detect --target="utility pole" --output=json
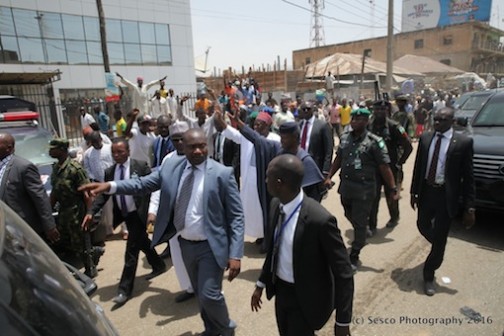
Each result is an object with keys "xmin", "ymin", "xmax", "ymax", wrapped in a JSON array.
[
  {"xmin": 386, "ymin": 0, "xmax": 393, "ymax": 92},
  {"xmin": 96, "ymin": 0, "xmax": 110, "ymax": 73}
]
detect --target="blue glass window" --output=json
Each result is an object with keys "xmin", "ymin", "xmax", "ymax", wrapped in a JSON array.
[
  {"xmin": 62, "ymin": 14, "xmax": 85, "ymax": 40},
  {"xmin": 13, "ymin": 9, "xmax": 39, "ymax": 38},
  {"xmin": 122, "ymin": 20, "xmax": 139, "ymax": 43}
]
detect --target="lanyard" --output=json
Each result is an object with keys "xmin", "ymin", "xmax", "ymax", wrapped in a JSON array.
[{"xmin": 274, "ymin": 201, "xmax": 303, "ymax": 245}]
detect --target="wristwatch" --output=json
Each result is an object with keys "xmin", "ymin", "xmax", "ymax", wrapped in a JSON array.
[
  {"xmin": 466, "ymin": 208, "xmax": 476, "ymax": 214},
  {"xmin": 390, "ymin": 186, "xmax": 398, "ymax": 193}
]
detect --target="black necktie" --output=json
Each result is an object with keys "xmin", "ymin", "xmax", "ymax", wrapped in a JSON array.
[
  {"xmin": 160, "ymin": 138, "xmax": 168, "ymax": 159},
  {"xmin": 271, "ymin": 207, "xmax": 285, "ymax": 285},
  {"xmin": 427, "ymin": 134, "xmax": 443, "ymax": 184},
  {"xmin": 119, "ymin": 164, "xmax": 128, "ymax": 217}
]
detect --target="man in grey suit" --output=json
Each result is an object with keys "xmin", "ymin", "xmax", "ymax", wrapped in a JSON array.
[
  {"xmin": 80, "ymin": 128, "xmax": 244, "ymax": 336},
  {"xmin": 0, "ymin": 132, "xmax": 59, "ymax": 243}
]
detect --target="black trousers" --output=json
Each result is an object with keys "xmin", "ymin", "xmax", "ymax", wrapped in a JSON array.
[
  {"xmin": 416, "ymin": 183, "xmax": 451, "ymax": 282},
  {"xmin": 275, "ymin": 279, "xmax": 314, "ymax": 336},
  {"xmin": 118, "ymin": 211, "xmax": 165, "ymax": 296}
]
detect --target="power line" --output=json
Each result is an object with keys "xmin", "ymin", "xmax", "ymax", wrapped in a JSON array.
[{"xmin": 281, "ymin": 0, "xmax": 387, "ymax": 29}]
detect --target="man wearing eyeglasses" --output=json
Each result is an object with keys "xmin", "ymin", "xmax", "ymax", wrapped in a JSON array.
[{"xmin": 410, "ymin": 107, "xmax": 475, "ymax": 296}]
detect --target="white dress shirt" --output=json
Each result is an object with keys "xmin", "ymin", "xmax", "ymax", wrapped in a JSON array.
[
  {"xmin": 113, "ymin": 158, "xmax": 137, "ymax": 213},
  {"xmin": 177, "ymin": 161, "xmax": 207, "ymax": 241},
  {"xmin": 426, "ymin": 128, "xmax": 453, "ymax": 184},
  {"xmin": 276, "ymin": 191, "xmax": 304, "ymax": 284}
]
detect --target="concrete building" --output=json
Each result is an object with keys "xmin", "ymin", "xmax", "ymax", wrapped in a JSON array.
[
  {"xmin": 293, "ymin": 21, "xmax": 504, "ymax": 76},
  {"xmin": 0, "ymin": 0, "xmax": 195, "ymax": 139}
]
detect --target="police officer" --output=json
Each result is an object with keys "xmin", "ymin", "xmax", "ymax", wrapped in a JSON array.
[
  {"xmin": 368, "ymin": 100, "xmax": 413, "ymax": 236},
  {"xmin": 49, "ymin": 138, "xmax": 102, "ymax": 276},
  {"xmin": 324, "ymin": 108, "xmax": 398, "ymax": 271}
]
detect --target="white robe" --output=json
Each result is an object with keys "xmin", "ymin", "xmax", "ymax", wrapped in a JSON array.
[{"xmin": 222, "ymin": 126, "xmax": 280, "ymax": 238}]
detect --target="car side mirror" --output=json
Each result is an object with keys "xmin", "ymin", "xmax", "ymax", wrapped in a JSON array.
[{"xmin": 456, "ymin": 116, "xmax": 468, "ymax": 127}]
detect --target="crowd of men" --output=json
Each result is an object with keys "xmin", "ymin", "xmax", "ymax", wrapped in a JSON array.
[{"xmin": 0, "ymin": 73, "xmax": 476, "ymax": 336}]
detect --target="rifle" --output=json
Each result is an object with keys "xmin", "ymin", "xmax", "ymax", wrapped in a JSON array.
[{"xmin": 83, "ymin": 230, "xmax": 97, "ymax": 278}]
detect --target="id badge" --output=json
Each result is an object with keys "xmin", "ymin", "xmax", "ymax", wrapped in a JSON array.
[{"xmin": 354, "ymin": 157, "xmax": 362, "ymax": 170}]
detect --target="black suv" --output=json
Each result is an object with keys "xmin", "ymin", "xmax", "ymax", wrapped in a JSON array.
[{"xmin": 458, "ymin": 91, "xmax": 504, "ymax": 212}]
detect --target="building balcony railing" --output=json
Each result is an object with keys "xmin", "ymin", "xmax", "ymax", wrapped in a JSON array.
[{"xmin": 472, "ymin": 40, "xmax": 504, "ymax": 55}]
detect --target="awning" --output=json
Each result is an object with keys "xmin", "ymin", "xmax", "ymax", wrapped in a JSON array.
[{"xmin": 0, "ymin": 71, "xmax": 62, "ymax": 85}]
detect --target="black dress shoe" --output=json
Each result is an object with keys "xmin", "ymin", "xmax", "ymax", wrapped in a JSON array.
[
  {"xmin": 386, "ymin": 219, "xmax": 398, "ymax": 228},
  {"xmin": 112, "ymin": 293, "xmax": 129, "ymax": 305},
  {"xmin": 145, "ymin": 265, "xmax": 167, "ymax": 280},
  {"xmin": 159, "ymin": 247, "xmax": 171, "ymax": 259},
  {"xmin": 424, "ymin": 281, "xmax": 436, "ymax": 296},
  {"xmin": 175, "ymin": 291, "xmax": 195, "ymax": 303}
]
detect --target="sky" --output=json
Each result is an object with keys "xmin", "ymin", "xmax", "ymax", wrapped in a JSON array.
[{"xmin": 190, "ymin": 0, "xmax": 503, "ymax": 75}]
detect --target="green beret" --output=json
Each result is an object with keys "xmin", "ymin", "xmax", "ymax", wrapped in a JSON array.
[
  {"xmin": 49, "ymin": 138, "xmax": 69, "ymax": 150},
  {"xmin": 350, "ymin": 108, "xmax": 371, "ymax": 117}
]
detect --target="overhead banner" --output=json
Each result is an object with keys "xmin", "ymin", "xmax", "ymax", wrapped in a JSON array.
[{"xmin": 402, "ymin": 0, "xmax": 492, "ymax": 32}]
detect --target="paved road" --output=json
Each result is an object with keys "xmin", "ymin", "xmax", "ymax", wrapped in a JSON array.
[{"xmin": 91, "ymin": 143, "xmax": 504, "ymax": 336}]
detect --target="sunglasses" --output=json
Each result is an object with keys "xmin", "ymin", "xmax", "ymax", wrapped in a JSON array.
[{"xmin": 433, "ymin": 117, "xmax": 451, "ymax": 122}]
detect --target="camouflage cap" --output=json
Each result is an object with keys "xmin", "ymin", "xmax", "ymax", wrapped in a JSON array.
[
  {"xmin": 350, "ymin": 108, "xmax": 371, "ymax": 117},
  {"xmin": 395, "ymin": 95, "xmax": 409, "ymax": 101},
  {"xmin": 49, "ymin": 138, "xmax": 69, "ymax": 150}
]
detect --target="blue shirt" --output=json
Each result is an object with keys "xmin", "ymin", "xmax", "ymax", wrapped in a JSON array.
[{"xmin": 97, "ymin": 111, "xmax": 109, "ymax": 133}]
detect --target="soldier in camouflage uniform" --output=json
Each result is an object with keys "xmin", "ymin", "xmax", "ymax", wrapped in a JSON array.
[
  {"xmin": 392, "ymin": 95, "xmax": 416, "ymax": 139},
  {"xmin": 324, "ymin": 108, "xmax": 399, "ymax": 271},
  {"xmin": 48, "ymin": 138, "xmax": 96, "ymax": 275},
  {"xmin": 368, "ymin": 100, "xmax": 413, "ymax": 235}
]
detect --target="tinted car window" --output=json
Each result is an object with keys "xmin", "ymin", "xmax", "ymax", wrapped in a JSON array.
[
  {"xmin": 0, "ymin": 202, "xmax": 118, "ymax": 335},
  {"xmin": 10, "ymin": 126, "xmax": 55, "ymax": 167},
  {"xmin": 461, "ymin": 94, "xmax": 490, "ymax": 111},
  {"xmin": 472, "ymin": 95, "xmax": 504, "ymax": 126}
]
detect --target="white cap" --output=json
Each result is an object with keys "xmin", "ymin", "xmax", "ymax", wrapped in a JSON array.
[{"xmin": 169, "ymin": 120, "xmax": 189, "ymax": 135}]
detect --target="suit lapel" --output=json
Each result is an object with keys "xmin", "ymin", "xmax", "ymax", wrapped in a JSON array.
[
  {"xmin": 0, "ymin": 157, "xmax": 14, "ymax": 200},
  {"xmin": 444, "ymin": 131, "xmax": 459, "ymax": 173},
  {"xmin": 292, "ymin": 202, "xmax": 307, "ymax": 274},
  {"xmin": 203, "ymin": 159, "xmax": 215, "ymax": 211}
]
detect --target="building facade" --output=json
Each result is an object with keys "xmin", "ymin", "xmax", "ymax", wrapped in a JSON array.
[
  {"xmin": 293, "ymin": 22, "xmax": 504, "ymax": 76},
  {"xmin": 0, "ymin": 0, "xmax": 196, "ymax": 139}
]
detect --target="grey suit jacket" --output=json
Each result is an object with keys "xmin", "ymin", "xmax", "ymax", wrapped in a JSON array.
[
  {"xmin": 114, "ymin": 155, "xmax": 245, "ymax": 269},
  {"xmin": 0, "ymin": 155, "xmax": 55, "ymax": 235}
]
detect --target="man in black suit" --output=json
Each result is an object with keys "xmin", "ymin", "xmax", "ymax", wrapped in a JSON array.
[
  {"xmin": 82, "ymin": 137, "xmax": 165, "ymax": 306},
  {"xmin": 411, "ymin": 107, "xmax": 475, "ymax": 296},
  {"xmin": 0, "ymin": 132, "xmax": 59, "ymax": 243},
  {"xmin": 213, "ymin": 116, "xmax": 240, "ymax": 185},
  {"xmin": 251, "ymin": 154, "xmax": 354, "ymax": 336},
  {"xmin": 298, "ymin": 101, "xmax": 334, "ymax": 176}
]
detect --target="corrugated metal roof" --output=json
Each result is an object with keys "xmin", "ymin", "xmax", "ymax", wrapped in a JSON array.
[
  {"xmin": 394, "ymin": 54, "xmax": 465, "ymax": 75},
  {"xmin": 305, "ymin": 53, "xmax": 424, "ymax": 77}
]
